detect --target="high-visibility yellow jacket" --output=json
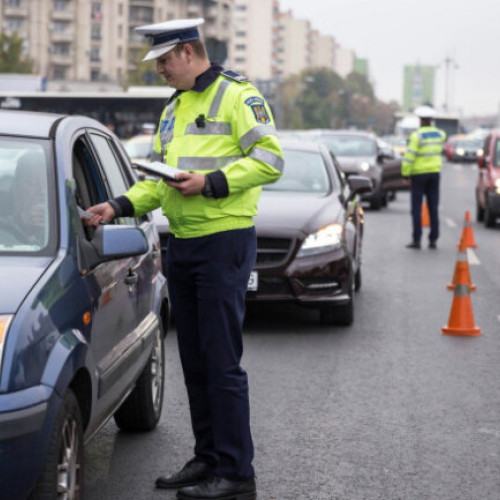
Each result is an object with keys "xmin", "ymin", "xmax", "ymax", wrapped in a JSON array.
[
  {"xmin": 402, "ymin": 126, "xmax": 446, "ymax": 177},
  {"xmin": 124, "ymin": 70, "xmax": 283, "ymax": 238}
]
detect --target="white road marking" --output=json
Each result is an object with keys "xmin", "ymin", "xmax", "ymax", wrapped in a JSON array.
[
  {"xmin": 444, "ymin": 216, "xmax": 457, "ymax": 228},
  {"xmin": 467, "ymin": 248, "xmax": 480, "ymax": 265}
]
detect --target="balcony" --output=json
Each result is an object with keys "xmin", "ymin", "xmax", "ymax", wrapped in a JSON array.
[
  {"xmin": 50, "ymin": 31, "xmax": 74, "ymax": 43},
  {"xmin": 49, "ymin": 53, "xmax": 72, "ymax": 66},
  {"xmin": 51, "ymin": 9, "xmax": 74, "ymax": 21},
  {"xmin": 4, "ymin": 6, "xmax": 28, "ymax": 17}
]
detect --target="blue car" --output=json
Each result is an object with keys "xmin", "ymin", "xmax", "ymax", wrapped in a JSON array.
[{"xmin": 0, "ymin": 110, "xmax": 169, "ymax": 499}]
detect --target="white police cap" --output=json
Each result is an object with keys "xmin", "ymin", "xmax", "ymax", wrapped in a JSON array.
[
  {"xmin": 136, "ymin": 18, "xmax": 205, "ymax": 62},
  {"xmin": 414, "ymin": 105, "xmax": 436, "ymax": 119}
]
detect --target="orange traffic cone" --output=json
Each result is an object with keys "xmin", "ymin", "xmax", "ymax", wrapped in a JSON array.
[
  {"xmin": 447, "ymin": 238, "xmax": 476, "ymax": 292},
  {"xmin": 442, "ymin": 257, "xmax": 481, "ymax": 336},
  {"xmin": 458, "ymin": 211, "xmax": 477, "ymax": 248},
  {"xmin": 421, "ymin": 201, "xmax": 430, "ymax": 227}
]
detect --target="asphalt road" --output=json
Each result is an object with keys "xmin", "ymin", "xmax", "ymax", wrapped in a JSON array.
[{"xmin": 83, "ymin": 160, "xmax": 500, "ymax": 500}]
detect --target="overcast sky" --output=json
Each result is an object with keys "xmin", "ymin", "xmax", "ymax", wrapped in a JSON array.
[{"xmin": 278, "ymin": 0, "xmax": 500, "ymax": 117}]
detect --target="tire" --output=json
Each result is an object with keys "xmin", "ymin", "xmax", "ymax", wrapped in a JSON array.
[
  {"xmin": 354, "ymin": 266, "xmax": 362, "ymax": 292},
  {"xmin": 319, "ymin": 272, "xmax": 354, "ymax": 326},
  {"xmin": 476, "ymin": 197, "xmax": 485, "ymax": 222},
  {"xmin": 484, "ymin": 198, "xmax": 496, "ymax": 228},
  {"xmin": 29, "ymin": 389, "xmax": 84, "ymax": 500},
  {"xmin": 114, "ymin": 326, "xmax": 165, "ymax": 431}
]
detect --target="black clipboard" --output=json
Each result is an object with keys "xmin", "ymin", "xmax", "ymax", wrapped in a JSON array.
[{"xmin": 133, "ymin": 161, "xmax": 184, "ymax": 182}]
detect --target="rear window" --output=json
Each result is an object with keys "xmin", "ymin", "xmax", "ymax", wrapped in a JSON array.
[{"xmin": 0, "ymin": 138, "xmax": 56, "ymax": 254}]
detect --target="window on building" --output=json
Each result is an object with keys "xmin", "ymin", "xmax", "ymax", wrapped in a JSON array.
[
  {"xmin": 52, "ymin": 21, "xmax": 67, "ymax": 32},
  {"xmin": 91, "ymin": 69, "xmax": 101, "ymax": 81},
  {"xmin": 52, "ymin": 43, "xmax": 70, "ymax": 55},
  {"xmin": 7, "ymin": 0, "xmax": 22, "ymax": 7},
  {"xmin": 130, "ymin": 6, "xmax": 153, "ymax": 23},
  {"xmin": 90, "ymin": 47, "xmax": 100, "ymax": 62},
  {"xmin": 7, "ymin": 18, "xmax": 23, "ymax": 31},
  {"xmin": 54, "ymin": 0, "xmax": 68, "ymax": 11},
  {"xmin": 53, "ymin": 66, "xmax": 66, "ymax": 80},
  {"xmin": 235, "ymin": 44, "xmax": 246, "ymax": 51},
  {"xmin": 117, "ymin": 46, "xmax": 123, "ymax": 59},
  {"xmin": 91, "ymin": 3, "xmax": 102, "ymax": 21},
  {"xmin": 235, "ymin": 57, "xmax": 246, "ymax": 64},
  {"xmin": 91, "ymin": 24, "xmax": 101, "ymax": 40},
  {"xmin": 118, "ymin": 3, "xmax": 123, "ymax": 16},
  {"xmin": 235, "ymin": 31, "xmax": 246, "ymax": 37},
  {"xmin": 118, "ymin": 24, "xmax": 123, "ymax": 37},
  {"xmin": 235, "ymin": 5, "xmax": 247, "ymax": 11}
]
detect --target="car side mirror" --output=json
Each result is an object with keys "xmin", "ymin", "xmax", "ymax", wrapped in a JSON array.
[
  {"xmin": 377, "ymin": 152, "xmax": 393, "ymax": 163},
  {"xmin": 85, "ymin": 225, "xmax": 148, "ymax": 270},
  {"xmin": 347, "ymin": 174, "xmax": 373, "ymax": 201}
]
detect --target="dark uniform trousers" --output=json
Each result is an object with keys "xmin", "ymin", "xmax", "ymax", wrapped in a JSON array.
[
  {"xmin": 166, "ymin": 227, "xmax": 256, "ymax": 481},
  {"xmin": 410, "ymin": 172, "xmax": 440, "ymax": 244}
]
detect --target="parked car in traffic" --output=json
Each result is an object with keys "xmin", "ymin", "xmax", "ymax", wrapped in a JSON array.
[
  {"xmin": 476, "ymin": 129, "xmax": 500, "ymax": 227},
  {"xmin": 298, "ymin": 129, "xmax": 404, "ymax": 209},
  {"xmin": 247, "ymin": 139, "xmax": 372, "ymax": 325},
  {"xmin": 446, "ymin": 136, "xmax": 483, "ymax": 162},
  {"xmin": 0, "ymin": 110, "xmax": 169, "ymax": 500},
  {"xmin": 123, "ymin": 133, "xmax": 155, "ymax": 163}
]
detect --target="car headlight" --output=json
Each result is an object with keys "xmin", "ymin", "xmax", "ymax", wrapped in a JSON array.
[
  {"xmin": 0, "ymin": 315, "xmax": 13, "ymax": 370},
  {"xmin": 494, "ymin": 179, "xmax": 500, "ymax": 193},
  {"xmin": 477, "ymin": 149, "xmax": 483, "ymax": 157},
  {"xmin": 297, "ymin": 224, "xmax": 343, "ymax": 257},
  {"xmin": 456, "ymin": 148, "xmax": 465, "ymax": 156},
  {"xmin": 360, "ymin": 161, "xmax": 371, "ymax": 172}
]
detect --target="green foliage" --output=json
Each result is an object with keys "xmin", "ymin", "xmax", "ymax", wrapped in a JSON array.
[
  {"xmin": 127, "ymin": 46, "xmax": 164, "ymax": 87},
  {"xmin": 0, "ymin": 31, "xmax": 33, "ymax": 73},
  {"xmin": 280, "ymin": 67, "xmax": 399, "ymax": 135}
]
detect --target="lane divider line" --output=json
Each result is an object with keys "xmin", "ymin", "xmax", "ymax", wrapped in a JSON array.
[
  {"xmin": 444, "ymin": 216, "xmax": 457, "ymax": 228},
  {"xmin": 467, "ymin": 248, "xmax": 480, "ymax": 266}
]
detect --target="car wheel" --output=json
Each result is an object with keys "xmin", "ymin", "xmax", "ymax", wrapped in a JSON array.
[
  {"xmin": 114, "ymin": 325, "xmax": 165, "ymax": 431},
  {"xmin": 29, "ymin": 389, "xmax": 84, "ymax": 500},
  {"xmin": 484, "ymin": 199, "xmax": 496, "ymax": 228},
  {"xmin": 476, "ymin": 197, "xmax": 485, "ymax": 222},
  {"xmin": 319, "ymin": 273, "xmax": 354, "ymax": 326},
  {"xmin": 354, "ymin": 266, "xmax": 362, "ymax": 292},
  {"xmin": 370, "ymin": 184, "xmax": 384, "ymax": 210}
]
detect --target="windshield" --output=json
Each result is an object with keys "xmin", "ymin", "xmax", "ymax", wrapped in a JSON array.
[
  {"xmin": 0, "ymin": 138, "xmax": 54, "ymax": 254},
  {"xmin": 315, "ymin": 134, "xmax": 377, "ymax": 157},
  {"xmin": 263, "ymin": 148, "xmax": 331, "ymax": 194}
]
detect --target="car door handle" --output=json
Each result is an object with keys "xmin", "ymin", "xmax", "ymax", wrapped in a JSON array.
[{"xmin": 124, "ymin": 272, "xmax": 138, "ymax": 286}]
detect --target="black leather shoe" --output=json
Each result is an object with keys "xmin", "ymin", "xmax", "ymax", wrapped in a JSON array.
[
  {"xmin": 405, "ymin": 242, "xmax": 421, "ymax": 249},
  {"xmin": 155, "ymin": 458, "xmax": 214, "ymax": 489},
  {"xmin": 176, "ymin": 475, "xmax": 257, "ymax": 499},
  {"xmin": 429, "ymin": 241, "xmax": 437, "ymax": 249}
]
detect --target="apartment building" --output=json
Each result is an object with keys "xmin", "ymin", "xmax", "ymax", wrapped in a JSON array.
[
  {"xmin": 334, "ymin": 45, "xmax": 355, "ymax": 78},
  {"xmin": 0, "ymin": 0, "xmax": 232, "ymax": 88},
  {"xmin": 309, "ymin": 29, "xmax": 335, "ymax": 72},
  {"xmin": 277, "ymin": 10, "xmax": 310, "ymax": 79}
]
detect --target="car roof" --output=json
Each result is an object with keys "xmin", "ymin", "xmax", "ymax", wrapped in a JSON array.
[
  {"xmin": 0, "ymin": 110, "xmax": 66, "ymax": 138},
  {"xmin": 307, "ymin": 128, "xmax": 376, "ymax": 139},
  {"xmin": 279, "ymin": 138, "xmax": 327, "ymax": 153}
]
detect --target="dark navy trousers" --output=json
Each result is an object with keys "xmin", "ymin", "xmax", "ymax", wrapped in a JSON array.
[
  {"xmin": 165, "ymin": 227, "xmax": 256, "ymax": 481},
  {"xmin": 410, "ymin": 172, "xmax": 440, "ymax": 244}
]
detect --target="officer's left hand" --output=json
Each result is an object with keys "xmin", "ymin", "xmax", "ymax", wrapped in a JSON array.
[{"xmin": 164, "ymin": 172, "xmax": 206, "ymax": 196}]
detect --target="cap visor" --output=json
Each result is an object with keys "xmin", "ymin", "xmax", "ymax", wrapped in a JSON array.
[{"xmin": 142, "ymin": 44, "xmax": 176, "ymax": 62}]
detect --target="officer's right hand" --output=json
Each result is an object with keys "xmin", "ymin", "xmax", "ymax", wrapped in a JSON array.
[{"xmin": 82, "ymin": 202, "xmax": 115, "ymax": 226}]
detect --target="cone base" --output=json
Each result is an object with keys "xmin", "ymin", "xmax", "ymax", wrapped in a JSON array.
[
  {"xmin": 441, "ymin": 325, "xmax": 482, "ymax": 336},
  {"xmin": 446, "ymin": 283, "xmax": 476, "ymax": 292}
]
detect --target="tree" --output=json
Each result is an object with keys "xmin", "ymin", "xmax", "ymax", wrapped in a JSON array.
[
  {"xmin": 0, "ymin": 31, "xmax": 33, "ymax": 73},
  {"xmin": 127, "ymin": 46, "xmax": 164, "ymax": 87}
]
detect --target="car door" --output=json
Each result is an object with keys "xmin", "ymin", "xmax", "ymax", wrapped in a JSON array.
[
  {"xmin": 377, "ymin": 142, "xmax": 404, "ymax": 191},
  {"xmin": 72, "ymin": 132, "xmax": 141, "ymax": 411},
  {"xmin": 87, "ymin": 132, "xmax": 160, "ymax": 329},
  {"xmin": 477, "ymin": 135, "xmax": 491, "ymax": 207}
]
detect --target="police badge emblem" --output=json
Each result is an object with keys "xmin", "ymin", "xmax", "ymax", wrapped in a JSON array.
[{"xmin": 245, "ymin": 96, "xmax": 270, "ymax": 124}]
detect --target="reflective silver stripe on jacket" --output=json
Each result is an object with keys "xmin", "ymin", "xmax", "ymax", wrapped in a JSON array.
[
  {"xmin": 177, "ymin": 155, "xmax": 244, "ymax": 170},
  {"xmin": 415, "ymin": 151, "xmax": 442, "ymax": 157},
  {"xmin": 208, "ymin": 79, "xmax": 231, "ymax": 118},
  {"xmin": 185, "ymin": 122, "xmax": 232, "ymax": 135},
  {"xmin": 239, "ymin": 125, "xmax": 277, "ymax": 151},
  {"xmin": 160, "ymin": 101, "xmax": 176, "ymax": 152},
  {"xmin": 249, "ymin": 147, "xmax": 284, "ymax": 172}
]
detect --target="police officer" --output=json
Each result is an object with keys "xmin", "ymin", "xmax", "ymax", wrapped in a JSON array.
[
  {"xmin": 86, "ymin": 18, "xmax": 282, "ymax": 500},
  {"xmin": 402, "ymin": 105, "xmax": 446, "ymax": 249}
]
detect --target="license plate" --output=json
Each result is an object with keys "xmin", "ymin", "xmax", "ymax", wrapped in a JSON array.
[{"xmin": 247, "ymin": 271, "xmax": 258, "ymax": 291}]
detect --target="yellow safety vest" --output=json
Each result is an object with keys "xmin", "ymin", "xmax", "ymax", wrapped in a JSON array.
[
  {"xmin": 402, "ymin": 126, "xmax": 446, "ymax": 177},
  {"xmin": 125, "ymin": 73, "xmax": 283, "ymax": 238}
]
